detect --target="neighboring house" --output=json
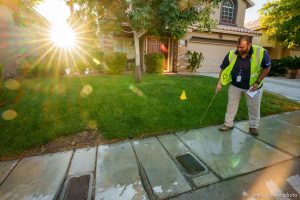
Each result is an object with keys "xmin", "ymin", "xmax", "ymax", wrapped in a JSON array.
[
  {"xmin": 245, "ymin": 19, "xmax": 300, "ymax": 60},
  {"xmin": 100, "ymin": 0, "xmax": 259, "ymax": 73},
  {"xmin": 0, "ymin": 1, "xmax": 50, "ymax": 78}
]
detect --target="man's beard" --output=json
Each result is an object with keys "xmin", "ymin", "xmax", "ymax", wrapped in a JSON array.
[{"xmin": 238, "ymin": 49, "xmax": 248, "ymax": 56}]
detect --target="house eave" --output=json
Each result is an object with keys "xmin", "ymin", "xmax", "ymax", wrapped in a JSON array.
[
  {"xmin": 189, "ymin": 25, "xmax": 261, "ymax": 37},
  {"xmin": 245, "ymin": 0, "xmax": 255, "ymax": 9}
]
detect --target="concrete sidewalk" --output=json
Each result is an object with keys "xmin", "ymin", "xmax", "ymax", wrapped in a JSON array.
[
  {"xmin": 0, "ymin": 110, "xmax": 299, "ymax": 200},
  {"xmin": 199, "ymin": 72, "xmax": 300, "ymax": 102}
]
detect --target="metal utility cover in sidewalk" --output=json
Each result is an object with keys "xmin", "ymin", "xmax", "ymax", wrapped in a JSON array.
[
  {"xmin": 63, "ymin": 175, "xmax": 91, "ymax": 200},
  {"xmin": 158, "ymin": 134, "xmax": 219, "ymax": 187},
  {"xmin": 176, "ymin": 153, "xmax": 205, "ymax": 175}
]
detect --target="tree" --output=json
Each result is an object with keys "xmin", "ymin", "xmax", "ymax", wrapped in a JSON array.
[
  {"xmin": 260, "ymin": 0, "xmax": 300, "ymax": 48},
  {"xmin": 74, "ymin": 0, "xmax": 221, "ymax": 82},
  {"xmin": 2, "ymin": 0, "xmax": 221, "ymax": 82}
]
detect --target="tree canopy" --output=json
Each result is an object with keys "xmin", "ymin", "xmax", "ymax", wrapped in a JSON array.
[
  {"xmin": 260, "ymin": 0, "xmax": 300, "ymax": 48},
  {"xmin": 73, "ymin": 0, "xmax": 221, "ymax": 39},
  {"xmin": 2, "ymin": 0, "xmax": 221, "ymax": 82}
]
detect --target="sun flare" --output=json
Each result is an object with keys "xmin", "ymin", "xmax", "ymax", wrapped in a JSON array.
[{"xmin": 51, "ymin": 24, "xmax": 76, "ymax": 48}]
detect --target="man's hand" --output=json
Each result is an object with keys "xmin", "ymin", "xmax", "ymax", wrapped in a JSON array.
[
  {"xmin": 216, "ymin": 82, "xmax": 222, "ymax": 93},
  {"xmin": 250, "ymin": 83, "xmax": 259, "ymax": 91}
]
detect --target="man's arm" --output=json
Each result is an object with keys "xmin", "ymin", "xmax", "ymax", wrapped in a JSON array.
[
  {"xmin": 216, "ymin": 69, "xmax": 223, "ymax": 93},
  {"xmin": 250, "ymin": 50, "xmax": 271, "ymax": 91},
  {"xmin": 256, "ymin": 67, "xmax": 270, "ymax": 83},
  {"xmin": 216, "ymin": 53, "xmax": 229, "ymax": 93}
]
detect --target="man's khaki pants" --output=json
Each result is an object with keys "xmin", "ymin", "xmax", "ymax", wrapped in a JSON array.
[{"xmin": 224, "ymin": 84, "xmax": 263, "ymax": 128}]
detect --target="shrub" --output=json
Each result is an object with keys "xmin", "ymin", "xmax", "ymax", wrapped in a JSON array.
[
  {"xmin": 16, "ymin": 58, "xmax": 32, "ymax": 77},
  {"xmin": 144, "ymin": 53, "xmax": 164, "ymax": 74},
  {"xmin": 128, "ymin": 62, "xmax": 136, "ymax": 72},
  {"xmin": 15, "ymin": 56, "xmax": 54, "ymax": 77},
  {"xmin": 75, "ymin": 60, "xmax": 88, "ymax": 74},
  {"xmin": 104, "ymin": 52, "xmax": 127, "ymax": 74},
  {"xmin": 185, "ymin": 50, "xmax": 204, "ymax": 72},
  {"xmin": 268, "ymin": 59, "xmax": 287, "ymax": 76},
  {"xmin": 282, "ymin": 56, "xmax": 300, "ymax": 70},
  {"xmin": 90, "ymin": 51, "xmax": 105, "ymax": 72}
]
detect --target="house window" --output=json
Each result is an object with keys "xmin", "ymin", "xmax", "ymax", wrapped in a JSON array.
[
  {"xmin": 220, "ymin": 0, "xmax": 235, "ymax": 24},
  {"xmin": 113, "ymin": 37, "xmax": 135, "ymax": 59}
]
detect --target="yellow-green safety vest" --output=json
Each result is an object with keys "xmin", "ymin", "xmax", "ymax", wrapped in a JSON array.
[{"xmin": 221, "ymin": 45, "xmax": 265, "ymax": 87}]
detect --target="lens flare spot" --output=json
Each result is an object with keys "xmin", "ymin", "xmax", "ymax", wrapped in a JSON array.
[
  {"xmin": 93, "ymin": 58, "xmax": 100, "ymax": 65},
  {"xmin": 129, "ymin": 85, "xmax": 144, "ymax": 96},
  {"xmin": 80, "ymin": 85, "xmax": 93, "ymax": 97},
  {"xmin": 87, "ymin": 120, "xmax": 97, "ymax": 129},
  {"xmin": 129, "ymin": 85, "xmax": 134, "ymax": 90},
  {"xmin": 4, "ymin": 79, "xmax": 20, "ymax": 90},
  {"xmin": 137, "ymin": 90, "xmax": 144, "ymax": 96},
  {"xmin": 2, "ymin": 110, "xmax": 17, "ymax": 120}
]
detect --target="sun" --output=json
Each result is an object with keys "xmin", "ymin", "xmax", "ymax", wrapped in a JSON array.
[{"xmin": 51, "ymin": 24, "xmax": 76, "ymax": 48}]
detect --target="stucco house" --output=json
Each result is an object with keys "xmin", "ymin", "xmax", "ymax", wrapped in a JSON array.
[
  {"xmin": 176, "ymin": 0, "xmax": 260, "ymax": 73},
  {"xmin": 0, "ymin": 1, "xmax": 50, "ymax": 78},
  {"xmin": 100, "ymin": 0, "xmax": 260, "ymax": 73},
  {"xmin": 245, "ymin": 19, "xmax": 300, "ymax": 60}
]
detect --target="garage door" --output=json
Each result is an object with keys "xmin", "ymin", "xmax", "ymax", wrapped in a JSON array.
[{"xmin": 188, "ymin": 42, "xmax": 236, "ymax": 73}]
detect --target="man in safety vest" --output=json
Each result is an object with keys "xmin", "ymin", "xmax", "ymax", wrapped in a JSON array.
[{"xmin": 216, "ymin": 35, "xmax": 271, "ymax": 135}]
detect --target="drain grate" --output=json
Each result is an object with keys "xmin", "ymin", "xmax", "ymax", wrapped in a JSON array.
[
  {"xmin": 176, "ymin": 153, "xmax": 205, "ymax": 175},
  {"xmin": 64, "ymin": 174, "xmax": 90, "ymax": 200}
]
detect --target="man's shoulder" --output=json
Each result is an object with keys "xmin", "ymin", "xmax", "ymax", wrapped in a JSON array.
[{"xmin": 252, "ymin": 44, "xmax": 264, "ymax": 49}]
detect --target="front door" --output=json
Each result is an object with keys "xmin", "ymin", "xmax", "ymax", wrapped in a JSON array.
[{"xmin": 146, "ymin": 37, "xmax": 169, "ymax": 70}]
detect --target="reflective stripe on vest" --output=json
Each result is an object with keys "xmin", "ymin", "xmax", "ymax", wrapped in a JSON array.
[{"xmin": 221, "ymin": 45, "xmax": 264, "ymax": 87}]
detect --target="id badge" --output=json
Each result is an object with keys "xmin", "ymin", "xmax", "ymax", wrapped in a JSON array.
[{"xmin": 236, "ymin": 75, "xmax": 242, "ymax": 82}]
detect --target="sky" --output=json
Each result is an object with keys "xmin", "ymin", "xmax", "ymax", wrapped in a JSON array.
[
  {"xmin": 35, "ymin": 0, "xmax": 268, "ymax": 25},
  {"xmin": 245, "ymin": 0, "xmax": 269, "ymax": 23},
  {"xmin": 35, "ymin": 0, "xmax": 70, "ymax": 25}
]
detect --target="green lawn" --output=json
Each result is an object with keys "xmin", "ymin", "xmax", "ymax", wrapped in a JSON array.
[{"xmin": 0, "ymin": 74, "xmax": 299, "ymax": 157}]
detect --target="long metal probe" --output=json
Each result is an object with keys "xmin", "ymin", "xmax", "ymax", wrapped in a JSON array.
[{"xmin": 199, "ymin": 92, "xmax": 218, "ymax": 125}]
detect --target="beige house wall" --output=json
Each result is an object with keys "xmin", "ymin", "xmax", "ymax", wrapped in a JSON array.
[
  {"xmin": 211, "ymin": 0, "xmax": 247, "ymax": 28},
  {"xmin": 253, "ymin": 28, "xmax": 300, "ymax": 60},
  {"xmin": 176, "ymin": 0, "xmax": 252, "ymax": 73},
  {"xmin": 289, "ymin": 49, "xmax": 300, "ymax": 57},
  {"xmin": 178, "ymin": 32, "xmax": 241, "ymax": 73},
  {"xmin": 188, "ymin": 42, "xmax": 235, "ymax": 72},
  {"xmin": 236, "ymin": 0, "xmax": 247, "ymax": 28}
]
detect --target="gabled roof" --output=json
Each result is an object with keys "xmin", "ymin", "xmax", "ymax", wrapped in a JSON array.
[
  {"xmin": 245, "ymin": 0, "xmax": 255, "ymax": 9},
  {"xmin": 216, "ymin": 24, "xmax": 260, "ymax": 35},
  {"xmin": 245, "ymin": 20, "xmax": 260, "ymax": 31},
  {"xmin": 189, "ymin": 24, "xmax": 261, "ymax": 36}
]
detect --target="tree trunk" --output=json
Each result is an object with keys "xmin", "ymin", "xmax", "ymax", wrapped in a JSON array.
[
  {"xmin": 133, "ymin": 32, "xmax": 142, "ymax": 83},
  {"xmin": 172, "ymin": 39, "xmax": 178, "ymax": 73},
  {"xmin": 68, "ymin": 0, "xmax": 74, "ymax": 16}
]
